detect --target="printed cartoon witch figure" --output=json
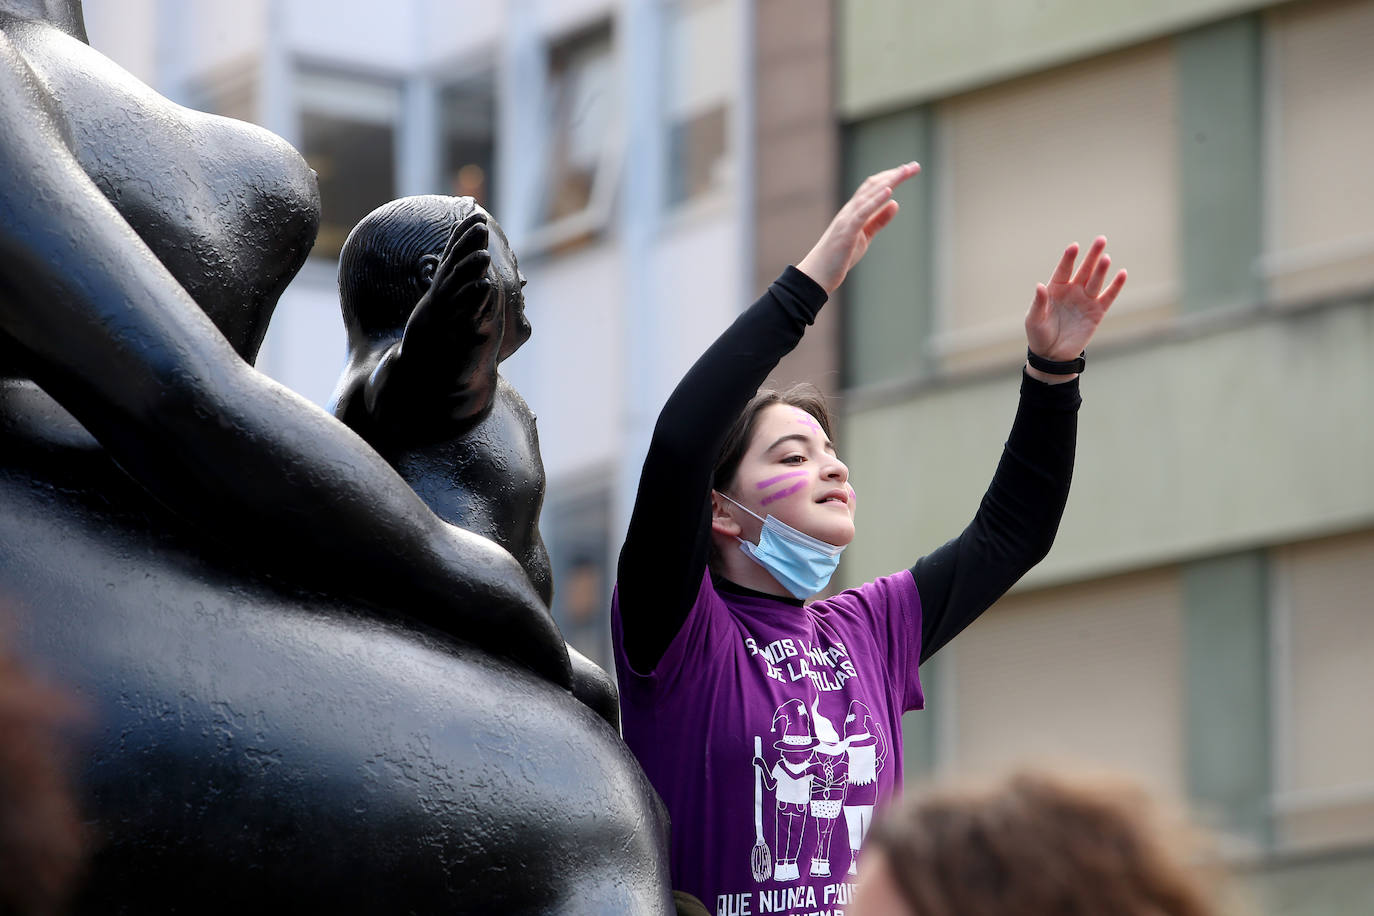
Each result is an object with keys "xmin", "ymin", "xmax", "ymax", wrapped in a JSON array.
[
  {"xmin": 840, "ymin": 700, "xmax": 887, "ymax": 875},
  {"xmin": 802, "ymin": 699, "xmax": 850, "ymax": 878},
  {"xmin": 752, "ymin": 699, "xmax": 818, "ymax": 882}
]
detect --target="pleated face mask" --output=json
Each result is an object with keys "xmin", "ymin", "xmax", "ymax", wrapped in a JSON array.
[{"xmin": 716, "ymin": 492, "xmax": 846, "ymax": 600}]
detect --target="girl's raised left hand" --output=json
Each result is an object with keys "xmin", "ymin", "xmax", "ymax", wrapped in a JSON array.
[{"xmin": 1025, "ymin": 236, "xmax": 1127, "ymax": 364}]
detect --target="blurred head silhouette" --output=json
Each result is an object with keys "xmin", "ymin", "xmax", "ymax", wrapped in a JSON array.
[{"xmin": 850, "ymin": 769, "xmax": 1229, "ymax": 916}]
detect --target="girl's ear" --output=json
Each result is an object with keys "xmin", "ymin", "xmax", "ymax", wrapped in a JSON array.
[{"xmin": 710, "ymin": 491, "xmax": 743, "ymax": 538}]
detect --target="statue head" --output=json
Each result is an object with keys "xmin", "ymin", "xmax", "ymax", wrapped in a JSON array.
[{"xmin": 338, "ymin": 195, "xmax": 530, "ymax": 360}]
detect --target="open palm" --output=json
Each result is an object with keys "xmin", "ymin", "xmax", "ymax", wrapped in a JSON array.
[
  {"xmin": 1025, "ymin": 236, "xmax": 1127, "ymax": 361},
  {"xmin": 797, "ymin": 161, "xmax": 920, "ymax": 294}
]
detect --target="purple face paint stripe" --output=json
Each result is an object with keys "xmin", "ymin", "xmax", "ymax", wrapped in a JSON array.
[
  {"xmin": 760, "ymin": 480, "xmax": 808, "ymax": 506},
  {"xmin": 756, "ymin": 470, "xmax": 808, "ymax": 489}
]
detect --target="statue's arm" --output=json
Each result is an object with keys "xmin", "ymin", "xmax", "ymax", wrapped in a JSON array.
[{"xmin": 0, "ymin": 35, "xmax": 570, "ymax": 688}]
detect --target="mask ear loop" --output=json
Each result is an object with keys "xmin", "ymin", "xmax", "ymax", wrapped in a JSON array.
[
  {"xmin": 714, "ymin": 490, "xmax": 766, "ymax": 525},
  {"xmin": 713, "ymin": 490, "xmax": 767, "ymax": 551}
]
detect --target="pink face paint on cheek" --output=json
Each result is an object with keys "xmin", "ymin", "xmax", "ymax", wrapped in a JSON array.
[
  {"xmin": 756, "ymin": 470, "xmax": 808, "ymax": 489},
  {"xmin": 760, "ymin": 480, "xmax": 808, "ymax": 506}
]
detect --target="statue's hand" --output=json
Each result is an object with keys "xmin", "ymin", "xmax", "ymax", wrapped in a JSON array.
[{"xmin": 402, "ymin": 212, "xmax": 501, "ymax": 367}]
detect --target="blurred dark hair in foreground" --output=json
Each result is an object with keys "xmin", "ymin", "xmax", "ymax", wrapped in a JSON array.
[
  {"xmin": 860, "ymin": 768, "xmax": 1234, "ymax": 916},
  {"xmin": 0, "ymin": 620, "xmax": 84, "ymax": 916}
]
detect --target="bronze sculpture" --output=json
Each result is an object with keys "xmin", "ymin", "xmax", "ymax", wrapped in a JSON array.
[
  {"xmin": 0, "ymin": 3, "xmax": 670, "ymax": 910},
  {"xmin": 331, "ymin": 195, "xmax": 618, "ymax": 726}
]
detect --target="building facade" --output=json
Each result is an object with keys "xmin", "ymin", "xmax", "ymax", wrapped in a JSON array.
[{"xmin": 834, "ymin": 0, "xmax": 1374, "ymax": 911}]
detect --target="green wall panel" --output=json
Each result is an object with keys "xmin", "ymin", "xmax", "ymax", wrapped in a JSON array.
[
  {"xmin": 839, "ymin": 296, "xmax": 1374, "ymax": 593},
  {"xmin": 1250, "ymin": 849, "xmax": 1374, "ymax": 916},
  {"xmin": 900, "ymin": 653, "xmax": 945, "ymax": 785},
  {"xmin": 839, "ymin": 0, "xmax": 1287, "ymax": 118},
  {"xmin": 1177, "ymin": 16, "xmax": 1265, "ymax": 313},
  {"xmin": 1183, "ymin": 551, "xmax": 1271, "ymax": 844},
  {"xmin": 841, "ymin": 107, "xmax": 934, "ymax": 389}
]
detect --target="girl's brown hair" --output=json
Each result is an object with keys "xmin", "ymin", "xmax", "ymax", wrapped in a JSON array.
[
  {"xmin": 711, "ymin": 383, "xmax": 834, "ymax": 496},
  {"xmin": 864, "ymin": 769, "xmax": 1228, "ymax": 916}
]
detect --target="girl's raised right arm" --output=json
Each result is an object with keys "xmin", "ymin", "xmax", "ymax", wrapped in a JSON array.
[{"xmin": 616, "ymin": 163, "xmax": 920, "ymax": 673}]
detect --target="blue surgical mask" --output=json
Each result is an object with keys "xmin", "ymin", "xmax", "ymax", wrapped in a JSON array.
[{"xmin": 716, "ymin": 492, "xmax": 846, "ymax": 600}]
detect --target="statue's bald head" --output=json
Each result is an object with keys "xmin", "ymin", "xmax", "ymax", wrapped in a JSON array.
[{"xmin": 338, "ymin": 195, "xmax": 482, "ymax": 339}]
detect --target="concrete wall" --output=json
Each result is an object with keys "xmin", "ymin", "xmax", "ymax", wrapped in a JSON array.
[
  {"xmin": 837, "ymin": 0, "xmax": 1288, "ymax": 117},
  {"xmin": 752, "ymin": 0, "xmax": 840, "ymax": 394},
  {"xmin": 840, "ymin": 294, "xmax": 1374, "ymax": 591}
]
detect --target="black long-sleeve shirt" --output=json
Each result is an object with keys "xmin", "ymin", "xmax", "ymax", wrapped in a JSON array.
[{"xmin": 617, "ymin": 267, "xmax": 1080, "ymax": 674}]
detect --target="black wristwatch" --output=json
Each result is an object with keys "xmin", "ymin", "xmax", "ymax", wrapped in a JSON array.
[{"xmin": 1026, "ymin": 347, "xmax": 1085, "ymax": 375}]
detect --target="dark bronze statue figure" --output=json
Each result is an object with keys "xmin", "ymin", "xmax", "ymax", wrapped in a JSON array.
[
  {"xmin": 0, "ymin": 2, "xmax": 670, "ymax": 911},
  {"xmin": 331, "ymin": 195, "xmax": 619, "ymax": 726}
]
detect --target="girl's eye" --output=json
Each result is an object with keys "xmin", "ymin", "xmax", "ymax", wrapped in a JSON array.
[{"xmin": 782, "ymin": 455, "xmax": 805, "ymax": 465}]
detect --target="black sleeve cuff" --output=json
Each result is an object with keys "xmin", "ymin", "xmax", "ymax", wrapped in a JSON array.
[
  {"xmin": 1019, "ymin": 367, "xmax": 1082, "ymax": 411},
  {"xmin": 772, "ymin": 266, "xmax": 829, "ymax": 325}
]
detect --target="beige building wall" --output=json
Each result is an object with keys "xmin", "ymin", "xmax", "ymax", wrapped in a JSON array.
[
  {"xmin": 1264, "ymin": 0, "xmax": 1374, "ymax": 302},
  {"xmin": 839, "ymin": 0, "xmax": 1288, "ymax": 116},
  {"xmin": 836, "ymin": 0, "xmax": 1374, "ymax": 908},
  {"xmin": 1275, "ymin": 530, "xmax": 1374, "ymax": 851},
  {"xmin": 937, "ymin": 41, "xmax": 1179, "ymax": 372},
  {"xmin": 948, "ymin": 568, "xmax": 1186, "ymax": 799}
]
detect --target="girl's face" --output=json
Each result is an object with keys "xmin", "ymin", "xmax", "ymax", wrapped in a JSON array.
[{"xmin": 725, "ymin": 403, "xmax": 856, "ymax": 547}]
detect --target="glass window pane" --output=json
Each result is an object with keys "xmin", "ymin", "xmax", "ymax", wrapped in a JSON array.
[
  {"xmin": 1266, "ymin": 0, "xmax": 1374, "ymax": 302},
  {"xmin": 841, "ymin": 106, "xmax": 933, "ymax": 389},
  {"xmin": 297, "ymin": 72, "xmax": 399, "ymax": 260},
  {"xmin": 664, "ymin": 0, "xmax": 734, "ymax": 206},
  {"xmin": 441, "ymin": 74, "xmax": 497, "ymax": 211},
  {"xmin": 940, "ymin": 42, "xmax": 1178, "ymax": 369},
  {"xmin": 543, "ymin": 25, "xmax": 615, "ymax": 226}
]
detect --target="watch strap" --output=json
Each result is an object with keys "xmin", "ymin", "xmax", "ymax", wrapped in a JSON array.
[{"xmin": 1026, "ymin": 347, "xmax": 1086, "ymax": 375}]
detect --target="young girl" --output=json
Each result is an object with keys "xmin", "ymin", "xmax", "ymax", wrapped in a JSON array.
[{"xmin": 612, "ymin": 162, "xmax": 1126, "ymax": 910}]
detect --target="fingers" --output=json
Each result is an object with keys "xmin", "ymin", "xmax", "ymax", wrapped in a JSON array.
[
  {"xmin": 444, "ymin": 213, "xmax": 488, "ymax": 264},
  {"xmin": 456, "ymin": 278, "xmax": 495, "ymax": 317},
  {"xmin": 860, "ymin": 199, "xmax": 899, "ymax": 238},
  {"xmin": 1049, "ymin": 243, "xmax": 1079, "ymax": 285},
  {"xmin": 1085, "ymin": 253, "xmax": 1112, "ymax": 298},
  {"xmin": 1029, "ymin": 282, "xmax": 1049, "ymax": 316},
  {"xmin": 1071, "ymin": 236, "xmax": 1107, "ymax": 287},
  {"xmin": 845, "ymin": 183, "xmax": 894, "ymax": 230},
  {"xmin": 448, "ymin": 249, "xmax": 492, "ymax": 286},
  {"xmin": 1099, "ymin": 269, "xmax": 1128, "ymax": 309},
  {"xmin": 853, "ymin": 161, "xmax": 920, "ymax": 201}
]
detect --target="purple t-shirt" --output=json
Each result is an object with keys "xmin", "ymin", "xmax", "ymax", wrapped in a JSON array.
[{"xmin": 613, "ymin": 569, "xmax": 923, "ymax": 915}]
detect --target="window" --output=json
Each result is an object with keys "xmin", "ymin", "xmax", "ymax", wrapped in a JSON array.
[
  {"xmin": 937, "ymin": 42, "xmax": 1179, "ymax": 370},
  {"xmin": 1263, "ymin": 0, "xmax": 1374, "ymax": 303},
  {"xmin": 543, "ymin": 482, "xmax": 613, "ymax": 674},
  {"xmin": 664, "ymin": 0, "xmax": 735, "ymax": 207},
  {"xmin": 439, "ymin": 73, "xmax": 497, "ymax": 211},
  {"xmin": 1274, "ymin": 530, "xmax": 1374, "ymax": 851},
  {"xmin": 187, "ymin": 63, "xmax": 259, "ymax": 125},
  {"xmin": 950, "ymin": 569, "xmax": 1186, "ymax": 799},
  {"xmin": 296, "ymin": 70, "xmax": 400, "ymax": 260},
  {"xmin": 841, "ymin": 107, "xmax": 935, "ymax": 389},
  {"xmin": 531, "ymin": 23, "xmax": 619, "ymax": 252}
]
